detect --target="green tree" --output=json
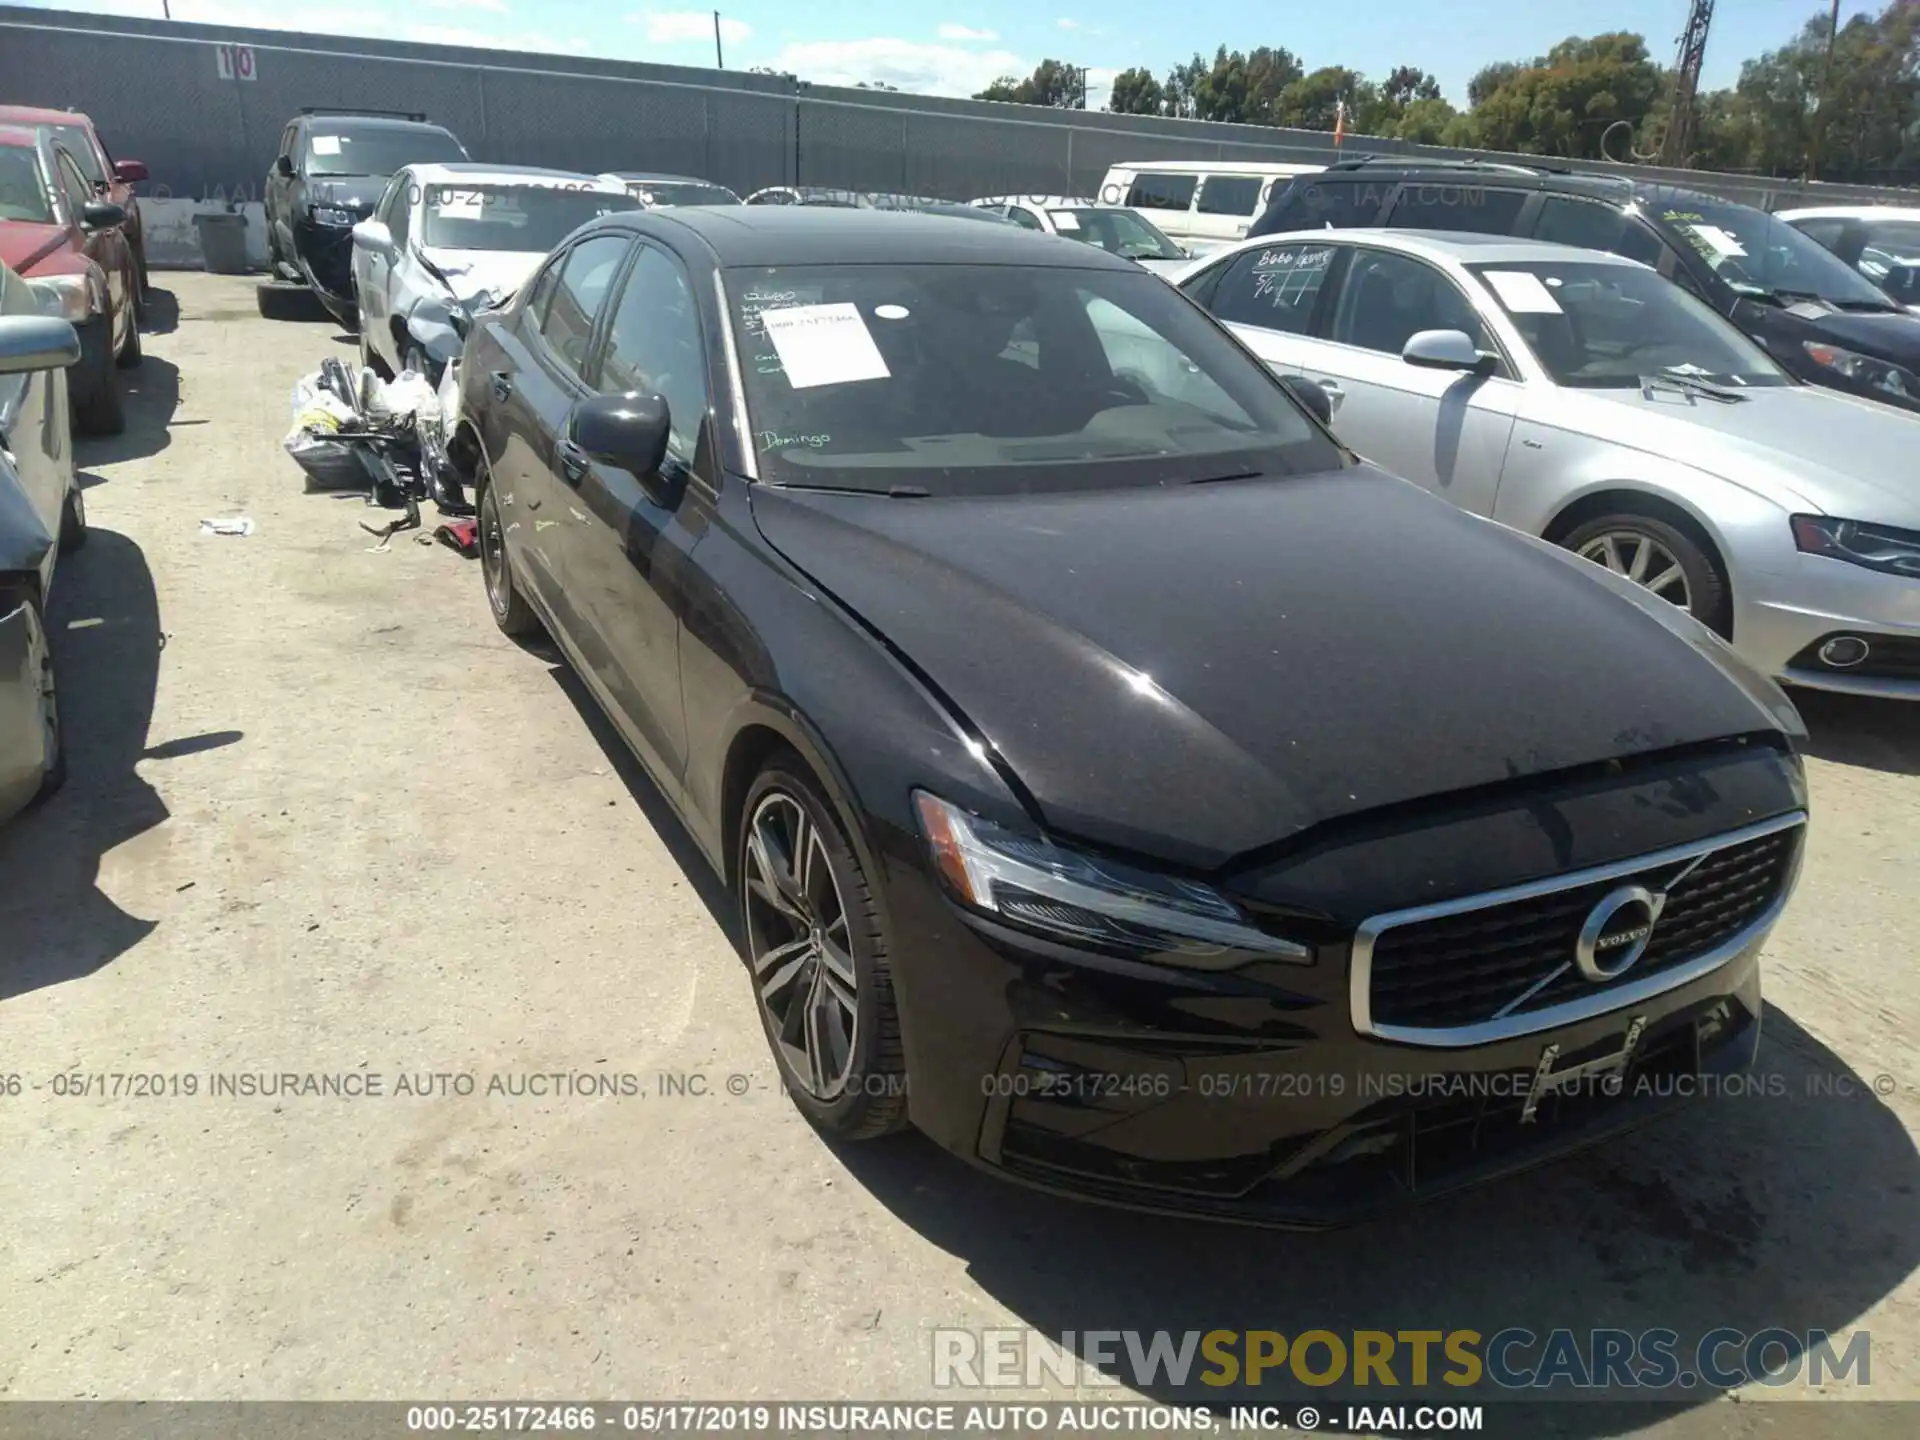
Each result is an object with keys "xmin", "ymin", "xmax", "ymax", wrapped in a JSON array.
[
  {"xmin": 1186, "ymin": 45, "xmax": 1305, "ymax": 124},
  {"xmin": 1468, "ymin": 32, "xmax": 1662, "ymax": 158},
  {"xmin": 1163, "ymin": 54, "xmax": 1208, "ymax": 119},
  {"xmin": 1107, "ymin": 66, "xmax": 1164, "ymax": 115},
  {"xmin": 1278, "ymin": 65, "xmax": 1366, "ymax": 131},
  {"xmin": 974, "ymin": 58, "xmax": 1088, "ymax": 108},
  {"xmin": 1395, "ymin": 96, "xmax": 1461, "ymax": 144}
]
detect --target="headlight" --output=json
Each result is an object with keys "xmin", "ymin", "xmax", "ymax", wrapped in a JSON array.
[
  {"xmin": 30, "ymin": 274, "xmax": 97, "ymax": 323},
  {"xmin": 1791, "ymin": 515, "xmax": 1920, "ymax": 577},
  {"xmin": 912, "ymin": 791, "xmax": 1309, "ymax": 969},
  {"xmin": 1802, "ymin": 341, "xmax": 1920, "ymax": 399},
  {"xmin": 310, "ymin": 205, "xmax": 357, "ymax": 227}
]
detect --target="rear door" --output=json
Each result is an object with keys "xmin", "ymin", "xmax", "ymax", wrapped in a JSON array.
[
  {"xmin": 485, "ymin": 232, "xmax": 631, "ymax": 622},
  {"xmin": 1262, "ymin": 244, "xmax": 1521, "ymax": 513},
  {"xmin": 559, "ymin": 240, "xmax": 714, "ymax": 784}
]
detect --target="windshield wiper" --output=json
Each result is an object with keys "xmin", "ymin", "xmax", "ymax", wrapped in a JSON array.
[
  {"xmin": 1186, "ymin": 468, "xmax": 1264, "ymax": 485},
  {"xmin": 1641, "ymin": 371, "xmax": 1746, "ymax": 404}
]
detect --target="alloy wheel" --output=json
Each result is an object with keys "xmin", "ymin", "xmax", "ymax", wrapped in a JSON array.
[
  {"xmin": 1576, "ymin": 529, "xmax": 1693, "ymax": 612},
  {"xmin": 742, "ymin": 791, "xmax": 860, "ymax": 1100},
  {"xmin": 479, "ymin": 483, "xmax": 510, "ymax": 620}
]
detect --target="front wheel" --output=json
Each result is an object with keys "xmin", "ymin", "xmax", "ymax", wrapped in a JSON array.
[
  {"xmin": 1563, "ymin": 513, "xmax": 1729, "ymax": 636},
  {"xmin": 477, "ymin": 466, "xmax": 540, "ymax": 637},
  {"xmin": 738, "ymin": 760, "xmax": 908, "ymax": 1140},
  {"xmin": 71, "ymin": 321, "xmax": 125, "ymax": 437},
  {"xmin": 18, "ymin": 595, "xmax": 66, "ymax": 802}
]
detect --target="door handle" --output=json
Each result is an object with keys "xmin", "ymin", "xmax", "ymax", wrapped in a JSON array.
[
  {"xmin": 1315, "ymin": 378, "xmax": 1345, "ymax": 413},
  {"xmin": 489, "ymin": 371, "xmax": 513, "ymax": 403},
  {"xmin": 556, "ymin": 439, "xmax": 589, "ymax": 485}
]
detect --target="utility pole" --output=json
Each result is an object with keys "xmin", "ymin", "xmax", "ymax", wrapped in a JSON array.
[
  {"xmin": 713, "ymin": 11, "xmax": 725, "ymax": 69},
  {"xmin": 1809, "ymin": 0, "xmax": 1842, "ymax": 180}
]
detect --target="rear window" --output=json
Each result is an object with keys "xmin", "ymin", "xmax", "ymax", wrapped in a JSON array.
[
  {"xmin": 1387, "ymin": 184, "xmax": 1528, "ymax": 235},
  {"xmin": 421, "ymin": 185, "xmax": 640, "ymax": 252},
  {"xmin": 304, "ymin": 126, "xmax": 467, "ymax": 178},
  {"xmin": 1195, "ymin": 175, "xmax": 1264, "ymax": 217},
  {"xmin": 1126, "ymin": 173, "xmax": 1197, "ymax": 211}
]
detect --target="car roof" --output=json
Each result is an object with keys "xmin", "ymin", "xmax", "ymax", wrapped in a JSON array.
[
  {"xmin": 0, "ymin": 105, "xmax": 90, "ymax": 126},
  {"xmin": 1252, "ymin": 227, "xmax": 1645, "ymax": 268},
  {"xmin": 302, "ymin": 114, "xmax": 451, "ymax": 133},
  {"xmin": 1114, "ymin": 160, "xmax": 1320, "ymax": 176},
  {"xmin": 407, "ymin": 162, "xmax": 618, "ymax": 187},
  {"xmin": 1303, "ymin": 163, "xmax": 1633, "ymax": 202},
  {"xmin": 620, "ymin": 205, "xmax": 1140, "ymax": 269},
  {"xmin": 1775, "ymin": 204, "xmax": 1920, "ymax": 222}
]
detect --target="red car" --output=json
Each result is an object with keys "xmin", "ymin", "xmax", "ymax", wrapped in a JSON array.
[
  {"xmin": 0, "ymin": 124, "xmax": 141, "ymax": 435},
  {"xmin": 0, "ymin": 105, "xmax": 149, "ymax": 306}
]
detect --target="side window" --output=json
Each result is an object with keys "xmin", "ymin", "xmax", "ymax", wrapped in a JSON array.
[
  {"xmin": 1256, "ymin": 179, "xmax": 1385, "ymax": 235},
  {"xmin": 1789, "ymin": 217, "xmax": 1845, "ymax": 251},
  {"xmin": 279, "ymin": 125, "xmax": 297, "ymax": 165},
  {"xmin": 53, "ymin": 152, "xmax": 90, "ymax": 223},
  {"xmin": 521, "ymin": 254, "xmax": 565, "ymax": 330},
  {"xmin": 1331, "ymin": 249, "xmax": 1491, "ymax": 356},
  {"xmin": 538, "ymin": 235, "xmax": 629, "ymax": 375},
  {"xmin": 1207, "ymin": 243, "xmax": 1337, "ymax": 334},
  {"xmin": 599, "ymin": 245, "xmax": 709, "ymax": 463},
  {"xmin": 1534, "ymin": 197, "xmax": 1630, "ymax": 252},
  {"xmin": 1195, "ymin": 175, "xmax": 1264, "ymax": 218},
  {"xmin": 1126, "ymin": 173, "xmax": 1197, "ymax": 211},
  {"xmin": 1388, "ymin": 184, "xmax": 1528, "ymax": 235},
  {"xmin": 1004, "ymin": 206, "xmax": 1045, "ymax": 231}
]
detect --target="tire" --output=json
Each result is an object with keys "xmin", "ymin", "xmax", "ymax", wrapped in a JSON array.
[
  {"xmin": 71, "ymin": 323, "xmax": 125, "ymax": 437},
  {"xmin": 18, "ymin": 594, "xmax": 66, "ymax": 803},
  {"xmin": 58, "ymin": 483, "xmax": 87, "ymax": 553},
  {"xmin": 737, "ymin": 757, "xmax": 909, "ymax": 1141},
  {"xmin": 115, "ymin": 302, "xmax": 142, "ymax": 369},
  {"xmin": 357, "ymin": 322, "xmax": 392, "ymax": 381},
  {"xmin": 1562, "ymin": 512, "xmax": 1729, "ymax": 636},
  {"xmin": 477, "ymin": 466, "xmax": 540, "ymax": 637}
]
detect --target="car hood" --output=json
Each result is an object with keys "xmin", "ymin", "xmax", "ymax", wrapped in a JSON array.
[
  {"xmin": 417, "ymin": 247, "xmax": 544, "ymax": 307},
  {"xmin": 1571, "ymin": 384, "xmax": 1920, "ymax": 527},
  {"xmin": 0, "ymin": 221, "xmax": 74, "ymax": 275},
  {"xmin": 305, "ymin": 177, "xmax": 388, "ymax": 212},
  {"xmin": 748, "ymin": 468, "xmax": 1797, "ymax": 871}
]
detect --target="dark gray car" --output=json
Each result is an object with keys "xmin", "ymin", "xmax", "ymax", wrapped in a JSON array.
[{"xmin": 0, "ymin": 258, "xmax": 85, "ymax": 820}]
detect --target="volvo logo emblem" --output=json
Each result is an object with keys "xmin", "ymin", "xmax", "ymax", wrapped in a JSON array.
[{"xmin": 1574, "ymin": 884, "xmax": 1666, "ymax": 982}]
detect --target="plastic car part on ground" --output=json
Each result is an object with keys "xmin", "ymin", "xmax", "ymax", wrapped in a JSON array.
[{"xmin": 281, "ymin": 358, "xmax": 473, "ymax": 538}]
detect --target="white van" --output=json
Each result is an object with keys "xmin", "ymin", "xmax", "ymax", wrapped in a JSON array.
[{"xmin": 1098, "ymin": 160, "xmax": 1323, "ymax": 252}]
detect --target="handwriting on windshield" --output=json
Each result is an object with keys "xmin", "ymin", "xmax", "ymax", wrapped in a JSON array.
[
  {"xmin": 1253, "ymin": 247, "xmax": 1332, "ymax": 270},
  {"xmin": 759, "ymin": 430, "xmax": 831, "ymax": 450}
]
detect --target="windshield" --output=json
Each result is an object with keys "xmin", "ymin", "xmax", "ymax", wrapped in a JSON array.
[
  {"xmin": 630, "ymin": 180, "xmax": 739, "ymax": 207},
  {"xmin": 0, "ymin": 145, "xmax": 54, "ymax": 224},
  {"xmin": 729, "ymin": 263, "xmax": 1343, "ymax": 495},
  {"xmin": 1469, "ymin": 259, "xmax": 1792, "ymax": 391},
  {"xmin": 43, "ymin": 125, "xmax": 102, "ymax": 184},
  {"xmin": 1052, "ymin": 208, "xmax": 1184, "ymax": 260},
  {"xmin": 421, "ymin": 185, "xmax": 640, "ymax": 252},
  {"xmin": 1650, "ymin": 197, "xmax": 1895, "ymax": 308},
  {"xmin": 305, "ymin": 127, "xmax": 466, "ymax": 178}
]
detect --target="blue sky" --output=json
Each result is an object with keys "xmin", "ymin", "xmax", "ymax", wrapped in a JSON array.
[{"xmin": 19, "ymin": 1, "xmax": 1887, "ymax": 108}]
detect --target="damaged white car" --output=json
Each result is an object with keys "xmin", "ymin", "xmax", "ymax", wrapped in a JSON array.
[{"xmin": 348, "ymin": 164, "xmax": 641, "ymax": 386}]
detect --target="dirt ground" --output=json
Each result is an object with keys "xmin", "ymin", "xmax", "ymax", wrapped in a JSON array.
[{"xmin": 1, "ymin": 272, "xmax": 1917, "ymax": 1436}]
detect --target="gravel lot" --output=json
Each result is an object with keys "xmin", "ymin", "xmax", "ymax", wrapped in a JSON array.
[{"xmin": 1, "ymin": 273, "xmax": 1917, "ymax": 1434}]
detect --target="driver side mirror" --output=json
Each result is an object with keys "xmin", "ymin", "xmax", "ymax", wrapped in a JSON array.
[
  {"xmin": 80, "ymin": 200, "xmax": 125, "ymax": 231},
  {"xmin": 274, "ymin": 155, "xmax": 295, "ymax": 178},
  {"xmin": 1402, "ymin": 328, "xmax": 1493, "ymax": 374},
  {"xmin": 0, "ymin": 315, "xmax": 83, "ymax": 375},
  {"xmin": 113, "ymin": 159, "xmax": 149, "ymax": 184},
  {"xmin": 571, "ymin": 392, "xmax": 671, "ymax": 481},
  {"xmin": 1278, "ymin": 373, "xmax": 1334, "ymax": 427},
  {"xmin": 351, "ymin": 219, "xmax": 395, "ymax": 255}
]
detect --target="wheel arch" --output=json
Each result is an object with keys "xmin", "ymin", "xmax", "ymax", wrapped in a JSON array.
[{"xmin": 1541, "ymin": 484, "xmax": 1736, "ymax": 619}]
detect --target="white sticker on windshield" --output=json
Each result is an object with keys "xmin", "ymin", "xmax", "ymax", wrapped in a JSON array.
[
  {"xmin": 1691, "ymin": 224, "xmax": 1747, "ymax": 258},
  {"xmin": 1049, "ymin": 210, "xmax": 1081, "ymax": 230},
  {"xmin": 760, "ymin": 303, "xmax": 891, "ymax": 389},
  {"xmin": 1483, "ymin": 270, "xmax": 1564, "ymax": 314},
  {"xmin": 310, "ymin": 136, "xmax": 342, "ymax": 156}
]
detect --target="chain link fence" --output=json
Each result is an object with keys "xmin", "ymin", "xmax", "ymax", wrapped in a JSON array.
[{"xmin": 5, "ymin": 4, "xmax": 1918, "ymax": 216}]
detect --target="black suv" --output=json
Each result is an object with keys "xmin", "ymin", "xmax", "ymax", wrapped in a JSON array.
[
  {"xmin": 1251, "ymin": 157, "xmax": 1920, "ymax": 414},
  {"xmin": 262, "ymin": 109, "xmax": 469, "ymax": 323}
]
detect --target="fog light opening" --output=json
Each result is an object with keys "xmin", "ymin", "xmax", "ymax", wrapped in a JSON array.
[{"xmin": 1817, "ymin": 635, "xmax": 1871, "ymax": 669}]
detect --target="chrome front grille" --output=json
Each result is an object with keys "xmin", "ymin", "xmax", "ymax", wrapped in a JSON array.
[{"xmin": 1351, "ymin": 812, "xmax": 1806, "ymax": 1047}]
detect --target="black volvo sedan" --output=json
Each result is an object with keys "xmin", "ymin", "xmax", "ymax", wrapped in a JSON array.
[{"xmin": 448, "ymin": 207, "xmax": 1809, "ymax": 1225}]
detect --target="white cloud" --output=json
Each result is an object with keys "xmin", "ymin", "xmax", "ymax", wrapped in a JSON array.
[
  {"xmin": 636, "ymin": 10, "xmax": 752, "ymax": 45},
  {"xmin": 1056, "ymin": 18, "xmax": 1080, "ymax": 28},
  {"xmin": 1083, "ymin": 66, "xmax": 1117, "ymax": 111},
  {"xmin": 764, "ymin": 38, "xmax": 1029, "ymax": 99},
  {"xmin": 937, "ymin": 24, "xmax": 998, "ymax": 41}
]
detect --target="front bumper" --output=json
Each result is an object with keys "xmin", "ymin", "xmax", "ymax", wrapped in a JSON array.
[
  {"xmin": 293, "ymin": 220, "xmax": 359, "ymax": 308},
  {"xmin": 1734, "ymin": 551, "xmax": 1920, "ymax": 698},
  {"xmin": 882, "ymin": 763, "xmax": 1805, "ymax": 1227}
]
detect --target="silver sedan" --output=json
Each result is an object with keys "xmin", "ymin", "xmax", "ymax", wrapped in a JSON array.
[{"xmin": 1175, "ymin": 229, "xmax": 1920, "ymax": 699}]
